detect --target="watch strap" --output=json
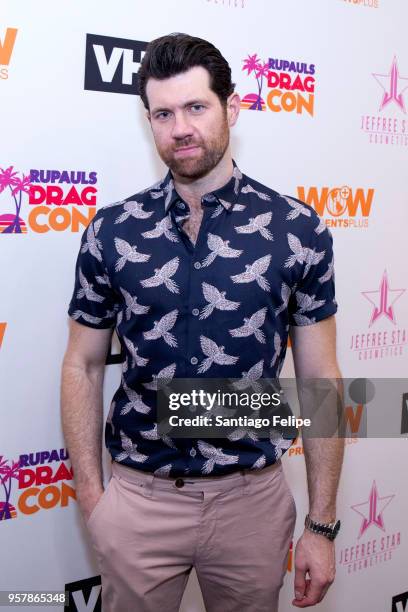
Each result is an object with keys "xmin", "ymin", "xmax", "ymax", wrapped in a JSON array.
[{"xmin": 304, "ymin": 514, "xmax": 341, "ymax": 541}]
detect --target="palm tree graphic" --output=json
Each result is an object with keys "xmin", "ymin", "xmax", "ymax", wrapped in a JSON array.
[
  {"xmin": 0, "ymin": 166, "xmax": 32, "ymax": 234},
  {"xmin": 0, "ymin": 456, "xmax": 20, "ymax": 520},
  {"xmin": 242, "ymin": 53, "xmax": 270, "ymax": 110}
]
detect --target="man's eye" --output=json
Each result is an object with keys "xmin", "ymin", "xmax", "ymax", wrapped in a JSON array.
[
  {"xmin": 190, "ymin": 104, "xmax": 205, "ymax": 113},
  {"xmin": 156, "ymin": 111, "xmax": 170, "ymax": 120}
]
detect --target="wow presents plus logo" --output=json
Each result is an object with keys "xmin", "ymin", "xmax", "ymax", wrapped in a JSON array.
[
  {"xmin": 350, "ymin": 270, "xmax": 407, "ymax": 361},
  {"xmin": 361, "ymin": 56, "xmax": 408, "ymax": 147},
  {"xmin": 339, "ymin": 480, "xmax": 400, "ymax": 574},
  {"xmin": 0, "ymin": 322, "xmax": 6, "ymax": 349},
  {"xmin": 0, "ymin": 166, "xmax": 98, "ymax": 234},
  {"xmin": 240, "ymin": 54, "xmax": 315, "ymax": 116},
  {"xmin": 0, "ymin": 28, "xmax": 18, "ymax": 80},
  {"xmin": 297, "ymin": 185, "xmax": 374, "ymax": 229},
  {"xmin": 0, "ymin": 448, "xmax": 75, "ymax": 521}
]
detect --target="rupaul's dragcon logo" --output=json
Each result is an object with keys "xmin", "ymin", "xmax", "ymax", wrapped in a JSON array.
[
  {"xmin": 338, "ymin": 480, "xmax": 401, "ymax": 574},
  {"xmin": 0, "ymin": 449, "xmax": 75, "ymax": 521},
  {"xmin": 349, "ymin": 270, "xmax": 407, "ymax": 361},
  {"xmin": 361, "ymin": 56, "xmax": 408, "ymax": 146},
  {"xmin": 0, "ymin": 166, "xmax": 98, "ymax": 234},
  {"xmin": 240, "ymin": 55, "xmax": 316, "ymax": 116}
]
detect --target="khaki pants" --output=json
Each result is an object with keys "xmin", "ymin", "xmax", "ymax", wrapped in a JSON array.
[{"xmin": 86, "ymin": 459, "xmax": 296, "ymax": 612}]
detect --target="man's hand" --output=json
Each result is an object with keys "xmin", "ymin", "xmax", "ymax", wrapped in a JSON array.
[
  {"xmin": 76, "ymin": 485, "xmax": 104, "ymax": 524},
  {"xmin": 61, "ymin": 321, "xmax": 113, "ymax": 526},
  {"xmin": 292, "ymin": 530, "xmax": 335, "ymax": 608}
]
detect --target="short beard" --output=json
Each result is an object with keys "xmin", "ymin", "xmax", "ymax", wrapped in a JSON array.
[{"xmin": 159, "ymin": 116, "xmax": 230, "ymax": 180}]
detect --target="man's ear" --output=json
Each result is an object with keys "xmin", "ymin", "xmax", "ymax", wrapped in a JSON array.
[
  {"xmin": 146, "ymin": 110, "xmax": 151, "ymax": 123},
  {"xmin": 227, "ymin": 92, "xmax": 241, "ymax": 127}
]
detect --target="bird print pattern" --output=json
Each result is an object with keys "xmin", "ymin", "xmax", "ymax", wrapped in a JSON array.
[
  {"xmin": 143, "ymin": 309, "xmax": 179, "ymax": 347},
  {"xmin": 81, "ymin": 217, "xmax": 103, "ymax": 262},
  {"xmin": 231, "ymin": 255, "xmax": 272, "ymax": 291},
  {"xmin": 201, "ymin": 233, "xmax": 243, "ymax": 267},
  {"xmin": 197, "ymin": 440, "xmax": 239, "ymax": 475},
  {"xmin": 229, "ymin": 307, "xmax": 267, "ymax": 344},
  {"xmin": 197, "ymin": 335, "xmax": 239, "ymax": 374},
  {"xmin": 76, "ymin": 269, "xmax": 104, "ymax": 302},
  {"xmin": 114, "ymin": 238, "xmax": 150, "ymax": 272},
  {"xmin": 231, "ymin": 359, "xmax": 264, "ymax": 393},
  {"xmin": 68, "ymin": 161, "xmax": 337, "ymax": 477},
  {"xmin": 199, "ymin": 282, "xmax": 240, "ymax": 320},
  {"xmin": 120, "ymin": 288, "xmax": 150, "ymax": 320},
  {"xmin": 141, "ymin": 216, "xmax": 179, "ymax": 242},
  {"xmin": 234, "ymin": 211, "xmax": 273, "ymax": 240},
  {"xmin": 114, "ymin": 200, "xmax": 154, "ymax": 224},
  {"xmin": 140, "ymin": 257, "xmax": 180, "ymax": 293}
]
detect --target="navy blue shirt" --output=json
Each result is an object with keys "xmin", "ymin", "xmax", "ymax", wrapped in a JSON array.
[{"xmin": 68, "ymin": 162, "xmax": 337, "ymax": 477}]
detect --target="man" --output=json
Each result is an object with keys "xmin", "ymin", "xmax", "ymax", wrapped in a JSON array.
[{"xmin": 61, "ymin": 33, "xmax": 344, "ymax": 612}]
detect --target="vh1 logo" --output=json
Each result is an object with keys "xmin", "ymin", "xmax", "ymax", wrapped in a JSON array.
[
  {"xmin": 84, "ymin": 34, "xmax": 148, "ymax": 95},
  {"xmin": 65, "ymin": 576, "xmax": 101, "ymax": 611},
  {"xmin": 392, "ymin": 591, "xmax": 408, "ymax": 612}
]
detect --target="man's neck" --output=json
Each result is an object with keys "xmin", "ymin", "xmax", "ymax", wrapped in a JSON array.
[{"xmin": 172, "ymin": 150, "xmax": 234, "ymax": 210}]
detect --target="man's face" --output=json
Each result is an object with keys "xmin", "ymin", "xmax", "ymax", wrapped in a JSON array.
[{"xmin": 146, "ymin": 66, "xmax": 233, "ymax": 180}]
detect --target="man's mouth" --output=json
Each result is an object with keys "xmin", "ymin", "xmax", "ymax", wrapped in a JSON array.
[{"xmin": 173, "ymin": 145, "xmax": 200, "ymax": 157}]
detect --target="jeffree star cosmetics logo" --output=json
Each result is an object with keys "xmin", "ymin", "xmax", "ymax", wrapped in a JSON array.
[
  {"xmin": 351, "ymin": 481, "xmax": 394, "ymax": 539},
  {"xmin": 362, "ymin": 270, "xmax": 406, "ymax": 327},
  {"xmin": 339, "ymin": 479, "xmax": 401, "ymax": 572},
  {"xmin": 360, "ymin": 57, "xmax": 408, "ymax": 146},
  {"xmin": 373, "ymin": 56, "xmax": 408, "ymax": 114}
]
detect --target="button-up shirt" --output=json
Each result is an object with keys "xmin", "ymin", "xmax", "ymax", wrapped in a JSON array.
[{"xmin": 68, "ymin": 162, "xmax": 337, "ymax": 477}]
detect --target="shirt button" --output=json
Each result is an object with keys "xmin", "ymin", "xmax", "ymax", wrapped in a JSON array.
[
  {"xmin": 190, "ymin": 356, "xmax": 198, "ymax": 365},
  {"xmin": 175, "ymin": 478, "xmax": 184, "ymax": 488},
  {"xmin": 192, "ymin": 308, "xmax": 200, "ymax": 316},
  {"xmin": 194, "ymin": 261, "xmax": 201, "ymax": 270}
]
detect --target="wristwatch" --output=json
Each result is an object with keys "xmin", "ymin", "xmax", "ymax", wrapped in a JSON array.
[{"xmin": 304, "ymin": 514, "xmax": 341, "ymax": 541}]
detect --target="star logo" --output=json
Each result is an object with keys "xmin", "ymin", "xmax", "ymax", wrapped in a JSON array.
[
  {"xmin": 372, "ymin": 56, "xmax": 408, "ymax": 114},
  {"xmin": 362, "ymin": 270, "xmax": 405, "ymax": 327},
  {"xmin": 351, "ymin": 481, "xmax": 394, "ymax": 539}
]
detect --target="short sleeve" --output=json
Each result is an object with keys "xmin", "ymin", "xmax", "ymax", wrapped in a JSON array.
[
  {"xmin": 67, "ymin": 216, "xmax": 118, "ymax": 329},
  {"xmin": 288, "ymin": 222, "xmax": 338, "ymax": 326}
]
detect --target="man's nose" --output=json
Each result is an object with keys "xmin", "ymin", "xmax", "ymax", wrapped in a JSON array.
[{"xmin": 171, "ymin": 111, "xmax": 193, "ymax": 140}]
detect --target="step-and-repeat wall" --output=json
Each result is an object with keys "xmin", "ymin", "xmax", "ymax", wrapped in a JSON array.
[{"xmin": 1, "ymin": 1, "xmax": 408, "ymax": 611}]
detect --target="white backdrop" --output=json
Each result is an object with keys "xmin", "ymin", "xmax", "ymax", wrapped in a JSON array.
[{"xmin": 1, "ymin": 1, "xmax": 408, "ymax": 611}]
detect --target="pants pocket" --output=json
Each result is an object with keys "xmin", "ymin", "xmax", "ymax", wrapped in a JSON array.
[
  {"xmin": 279, "ymin": 468, "xmax": 297, "ymax": 519},
  {"xmin": 86, "ymin": 475, "xmax": 115, "ymax": 530}
]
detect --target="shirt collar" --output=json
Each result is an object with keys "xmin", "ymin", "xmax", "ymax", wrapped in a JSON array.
[{"xmin": 158, "ymin": 159, "xmax": 243, "ymax": 215}]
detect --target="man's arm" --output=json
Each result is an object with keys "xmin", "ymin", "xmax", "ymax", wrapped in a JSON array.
[
  {"xmin": 289, "ymin": 315, "xmax": 345, "ymax": 608},
  {"xmin": 60, "ymin": 319, "xmax": 113, "ymax": 522}
]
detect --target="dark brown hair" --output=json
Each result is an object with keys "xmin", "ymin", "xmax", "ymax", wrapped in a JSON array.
[{"xmin": 138, "ymin": 33, "xmax": 235, "ymax": 109}]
